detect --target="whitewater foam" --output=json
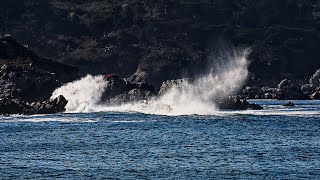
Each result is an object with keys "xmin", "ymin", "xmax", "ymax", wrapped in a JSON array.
[
  {"xmin": 51, "ymin": 75, "xmax": 108, "ymax": 112},
  {"xmin": 51, "ymin": 48, "xmax": 250, "ymax": 115}
]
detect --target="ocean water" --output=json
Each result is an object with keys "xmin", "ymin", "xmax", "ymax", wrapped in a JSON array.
[{"xmin": 1, "ymin": 100, "xmax": 320, "ymax": 179}]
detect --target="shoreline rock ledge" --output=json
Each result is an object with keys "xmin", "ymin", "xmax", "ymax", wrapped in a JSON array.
[
  {"xmin": 0, "ymin": 35, "xmax": 78, "ymax": 115},
  {"xmin": 0, "ymin": 95, "xmax": 67, "ymax": 115}
]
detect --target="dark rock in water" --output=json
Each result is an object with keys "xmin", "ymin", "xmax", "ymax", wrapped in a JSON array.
[
  {"xmin": 217, "ymin": 97, "xmax": 263, "ymax": 110},
  {"xmin": 101, "ymin": 75, "xmax": 156, "ymax": 105},
  {"xmin": 246, "ymin": 103, "xmax": 264, "ymax": 110},
  {"xmin": 283, "ymin": 102, "xmax": 295, "ymax": 107},
  {"xmin": 242, "ymin": 79, "xmax": 308, "ymax": 100},
  {"xmin": 277, "ymin": 87, "xmax": 308, "ymax": 100},
  {"xmin": 0, "ymin": 95, "xmax": 68, "ymax": 115},
  {"xmin": 0, "ymin": 36, "xmax": 77, "ymax": 115},
  {"xmin": 276, "ymin": 79, "xmax": 308, "ymax": 100},
  {"xmin": 0, "ymin": 98, "xmax": 27, "ymax": 114},
  {"xmin": 39, "ymin": 95, "xmax": 68, "ymax": 114},
  {"xmin": 108, "ymin": 88, "xmax": 155, "ymax": 105}
]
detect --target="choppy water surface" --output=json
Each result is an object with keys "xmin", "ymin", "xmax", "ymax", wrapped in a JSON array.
[{"xmin": 1, "ymin": 100, "xmax": 320, "ymax": 179}]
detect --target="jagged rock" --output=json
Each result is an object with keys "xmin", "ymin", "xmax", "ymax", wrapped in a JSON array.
[
  {"xmin": 101, "ymin": 75, "xmax": 156, "ymax": 105},
  {"xmin": 241, "ymin": 79, "xmax": 308, "ymax": 100},
  {"xmin": 0, "ymin": 36, "xmax": 77, "ymax": 115},
  {"xmin": 108, "ymin": 88, "xmax": 154, "ymax": 105},
  {"xmin": 217, "ymin": 97, "xmax": 263, "ymax": 110},
  {"xmin": 46, "ymin": 95, "xmax": 68, "ymax": 113},
  {"xmin": 277, "ymin": 86, "xmax": 307, "ymax": 100},
  {"xmin": 128, "ymin": 66, "xmax": 148, "ymax": 83},
  {"xmin": 0, "ymin": 36, "xmax": 78, "ymax": 102},
  {"xmin": 262, "ymin": 79, "xmax": 307, "ymax": 100},
  {"xmin": 0, "ymin": 95, "xmax": 68, "ymax": 115}
]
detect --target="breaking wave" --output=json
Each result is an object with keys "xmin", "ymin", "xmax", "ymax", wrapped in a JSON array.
[
  {"xmin": 51, "ymin": 48, "xmax": 250, "ymax": 115},
  {"xmin": 51, "ymin": 75, "xmax": 108, "ymax": 112}
]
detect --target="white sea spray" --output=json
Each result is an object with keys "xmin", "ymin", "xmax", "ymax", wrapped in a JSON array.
[{"xmin": 51, "ymin": 48, "xmax": 250, "ymax": 115}]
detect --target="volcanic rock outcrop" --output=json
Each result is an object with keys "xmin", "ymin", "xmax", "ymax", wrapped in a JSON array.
[
  {"xmin": 0, "ymin": 35, "xmax": 78, "ymax": 114},
  {"xmin": 101, "ymin": 74, "xmax": 156, "ymax": 105},
  {"xmin": 0, "ymin": 95, "xmax": 67, "ymax": 115}
]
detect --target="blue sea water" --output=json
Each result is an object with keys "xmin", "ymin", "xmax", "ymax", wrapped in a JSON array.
[{"xmin": 0, "ymin": 100, "xmax": 320, "ymax": 179}]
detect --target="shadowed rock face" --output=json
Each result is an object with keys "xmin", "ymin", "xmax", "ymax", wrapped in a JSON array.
[
  {"xmin": 0, "ymin": 95, "xmax": 67, "ymax": 115},
  {"xmin": 241, "ymin": 69, "xmax": 320, "ymax": 100},
  {"xmin": 0, "ymin": 35, "xmax": 77, "ymax": 114},
  {"xmin": 0, "ymin": 35, "xmax": 78, "ymax": 102},
  {"xmin": 2, "ymin": 0, "xmax": 320, "ymax": 89},
  {"xmin": 101, "ymin": 75, "xmax": 156, "ymax": 105}
]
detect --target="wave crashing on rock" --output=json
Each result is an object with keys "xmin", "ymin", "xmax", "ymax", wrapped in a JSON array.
[{"xmin": 51, "ymin": 48, "xmax": 250, "ymax": 115}]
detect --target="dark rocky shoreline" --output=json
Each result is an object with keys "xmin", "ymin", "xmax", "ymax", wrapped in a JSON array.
[
  {"xmin": 0, "ymin": 35, "xmax": 319, "ymax": 115},
  {"xmin": 0, "ymin": 35, "xmax": 78, "ymax": 114},
  {"xmin": 0, "ymin": 95, "xmax": 67, "ymax": 115},
  {"xmin": 2, "ymin": 0, "xmax": 320, "ymax": 114},
  {"xmin": 241, "ymin": 69, "xmax": 320, "ymax": 100}
]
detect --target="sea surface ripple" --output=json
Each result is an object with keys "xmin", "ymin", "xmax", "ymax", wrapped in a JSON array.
[{"xmin": 0, "ymin": 100, "xmax": 320, "ymax": 179}]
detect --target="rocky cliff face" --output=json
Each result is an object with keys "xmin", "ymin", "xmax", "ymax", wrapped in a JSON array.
[
  {"xmin": 0, "ymin": 35, "xmax": 78, "ymax": 102},
  {"xmin": 1, "ymin": 0, "xmax": 320, "ymax": 89}
]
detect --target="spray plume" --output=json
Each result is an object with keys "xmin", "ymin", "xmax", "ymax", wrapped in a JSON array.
[{"xmin": 51, "ymin": 48, "xmax": 250, "ymax": 115}]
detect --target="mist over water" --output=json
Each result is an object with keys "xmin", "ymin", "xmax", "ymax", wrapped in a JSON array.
[{"xmin": 51, "ymin": 48, "xmax": 250, "ymax": 115}]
